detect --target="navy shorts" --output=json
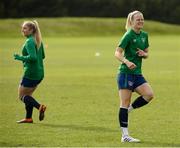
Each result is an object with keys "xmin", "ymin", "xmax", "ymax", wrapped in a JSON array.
[
  {"xmin": 117, "ymin": 73, "xmax": 147, "ymax": 91},
  {"xmin": 20, "ymin": 77, "xmax": 42, "ymax": 88}
]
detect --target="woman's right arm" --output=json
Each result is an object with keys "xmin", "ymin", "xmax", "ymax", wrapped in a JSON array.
[
  {"xmin": 14, "ymin": 40, "xmax": 37, "ymax": 62},
  {"xmin": 115, "ymin": 47, "xmax": 126, "ymax": 63},
  {"xmin": 115, "ymin": 47, "xmax": 137, "ymax": 70}
]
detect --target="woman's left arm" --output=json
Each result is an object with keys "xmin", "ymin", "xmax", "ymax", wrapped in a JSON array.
[{"xmin": 136, "ymin": 48, "xmax": 148, "ymax": 59}]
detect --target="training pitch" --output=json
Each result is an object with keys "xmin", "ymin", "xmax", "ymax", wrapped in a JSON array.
[{"xmin": 0, "ymin": 36, "xmax": 180, "ymax": 147}]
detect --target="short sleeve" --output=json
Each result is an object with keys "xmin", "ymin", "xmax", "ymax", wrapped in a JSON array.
[
  {"xmin": 118, "ymin": 33, "xmax": 130, "ymax": 50},
  {"xmin": 145, "ymin": 33, "xmax": 149, "ymax": 48}
]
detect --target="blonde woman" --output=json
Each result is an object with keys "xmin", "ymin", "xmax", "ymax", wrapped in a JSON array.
[
  {"xmin": 14, "ymin": 20, "xmax": 46, "ymax": 123},
  {"xmin": 115, "ymin": 11, "xmax": 154, "ymax": 142}
]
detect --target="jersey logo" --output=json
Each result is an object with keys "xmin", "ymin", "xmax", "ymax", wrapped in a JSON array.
[
  {"xmin": 141, "ymin": 38, "xmax": 145, "ymax": 43},
  {"xmin": 133, "ymin": 39, "xmax": 136, "ymax": 43}
]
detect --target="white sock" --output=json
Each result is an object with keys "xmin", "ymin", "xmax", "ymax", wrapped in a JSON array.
[
  {"xmin": 121, "ymin": 127, "xmax": 129, "ymax": 137},
  {"xmin": 128, "ymin": 105, "xmax": 134, "ymax": 113}
]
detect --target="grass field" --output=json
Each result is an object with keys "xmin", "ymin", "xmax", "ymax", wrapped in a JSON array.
[{"xmin": 0, "ymin": 34, "xmax": 180, "ymax": 147}]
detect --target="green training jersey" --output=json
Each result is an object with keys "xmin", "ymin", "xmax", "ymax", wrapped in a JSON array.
[
  {"xmin": 118, "ymin": 29, "xmax": 149, "ymax": 74},
  {"xmin": 19, "ymin": 35, "xmax": 45, "ymax": 80}
]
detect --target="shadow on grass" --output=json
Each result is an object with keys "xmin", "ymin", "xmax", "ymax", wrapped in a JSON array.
[
  {"xmin": 138, "ymin": 140, "xmax": 180, "ymax": 147},
  {"xmin": 34, "ymin": 123, "xmax": 118, "ymax": 133}
]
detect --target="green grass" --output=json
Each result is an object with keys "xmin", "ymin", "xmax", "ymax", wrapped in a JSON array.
[
  {"xmin": 0, "ymin": 17, "xmax": 180, "ymax": 38},
  {"xmin": 0, "ymin": 35, "xmax": 180, "ymax": 147}
]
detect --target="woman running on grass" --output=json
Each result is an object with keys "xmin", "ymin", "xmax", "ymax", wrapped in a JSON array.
[
  {"xmin": 115, "ymin": 10, "xmax": 154, "ymax": 142},
  {"xmin": 14, "ymin": 20, "xmax": 46, "ymax": 123}
]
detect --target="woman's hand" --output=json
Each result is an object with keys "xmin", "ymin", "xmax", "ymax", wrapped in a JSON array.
[
  {"xmin": 14, "ymin": 53, "xmax": 22, "ymax": 60},
  {"xmin": 124, "ymin": 60, "xmax": 137, "ymax": 70},
  {"xmin": 136, "ymin": 48, "xmax": 148, "ymax": 58}
]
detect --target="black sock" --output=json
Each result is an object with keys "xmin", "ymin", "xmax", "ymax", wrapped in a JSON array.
[
  {"xmin": 25, "ymin": 104, "xmax": 33, "ymax": 118},
  {"xmin": 132, "ymin": 96, "xmax": 148, "ymax": 109},
  {"xmin": 22, "ymin": 95, "xmax": 40, "ymax": 110},
  {"xmin": 119, "ymin": 108, "xmax": 128, "ymax": 128}
]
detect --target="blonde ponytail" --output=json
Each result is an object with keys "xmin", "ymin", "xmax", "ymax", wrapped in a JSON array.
[
  {"xmin": 125, "ymin": 13, "xmax": 132, "ymax": 31},
  {"xmin": 125, "ymin": 10, "xmax": 142, "ymax": 31},
  {"xmin": 32, "ymin": 20, "xmax": 42, "ymax": 49}
]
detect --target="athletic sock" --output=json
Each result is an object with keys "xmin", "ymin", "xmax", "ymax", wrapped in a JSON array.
[
  {"xmin": 121, "ymin": 127, "xmax": 129, "ymax": 136},
  {"xmin": 119, "ymin": 108, "xmax": 128, "ymax": 127},
  {"xmin": 119, "ymin": 108, "xmax": 129, "ymax": 136},
  {"xmin": 25, "ymin": 104, "xmax": 33, "ymax": 119},
  {"xmin": 22, "ymin": 95, "xmax": 40, "ymax": 110},
  {"xmin": 132, "ymin": 96, "xmax": 149, "ymax": 109},
  {"xmin": 128, "ymin": 105, "xmax": 134, "ymax": 112}
]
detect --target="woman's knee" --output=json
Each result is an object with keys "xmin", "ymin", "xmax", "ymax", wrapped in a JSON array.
[
  {"xmin": 18, "ymin": 90, "xmax": 23, "ymax": 100},
  {"xmin": 18, "ymin": 86, "xmax": 30, "ymax": 100},
  {"xmin": 145, "ymin": 91, "xmax": 154, "ymax": 101},
  {"xmin": 119, "ymin": 89, "xmax": 132, "ymax": 108},
  {"xmin": 120, "ymin": 99, "xmax": 131, "ymax": 108}
]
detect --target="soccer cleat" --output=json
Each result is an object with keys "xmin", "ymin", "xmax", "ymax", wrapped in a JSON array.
[
  {"xmin": 16, "ymin": 118, "xmax": 33, "ymax": 123},
  {"xmin": 121, "ymin": 135, "xmax": 140, "ymax": 143},
  {"xmin": 39, "ymin": 104, "xmax": 46, "ymax": 121}
]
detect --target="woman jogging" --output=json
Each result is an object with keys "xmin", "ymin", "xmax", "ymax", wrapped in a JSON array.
[
  {"xmin": 14, "ymin": 20, "xmax": 46, "ymax": 123},
  {"xmin": 115, "ymin": 11, "xmax": 154, "ymax": 142}
]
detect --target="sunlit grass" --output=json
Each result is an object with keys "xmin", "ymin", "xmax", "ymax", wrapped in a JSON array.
[{"xmin": 0, "ymin": 35, "xmax": 180, "ymax": 146}]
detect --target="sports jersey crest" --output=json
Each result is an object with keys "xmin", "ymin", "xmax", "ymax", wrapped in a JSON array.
[
  {"xmin": 141, "ymin": 38, "xmax": 145, "ymax": 43},
  {"xmin": 133, "ymin": 39, "xmax": 136, "ymax": 43}
]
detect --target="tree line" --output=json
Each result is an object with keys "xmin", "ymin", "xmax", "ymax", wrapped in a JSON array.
[{"xmin": 0, "ymin": 0, "xmax": 180, "ymax": 24}]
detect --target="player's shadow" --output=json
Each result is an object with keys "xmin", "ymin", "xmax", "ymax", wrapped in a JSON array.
[
  {"xmin": 35, "ymin": 123, "xmax": 118, "ymax": 133},
  {"xmin": 140, "ymin": 141, "xmax": 180, "ymax": 147}
]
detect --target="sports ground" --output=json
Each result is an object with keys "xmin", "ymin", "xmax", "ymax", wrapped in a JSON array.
[{"xmin": 0, "ymin": 18, "xmax": 180, "ymax": 147}]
